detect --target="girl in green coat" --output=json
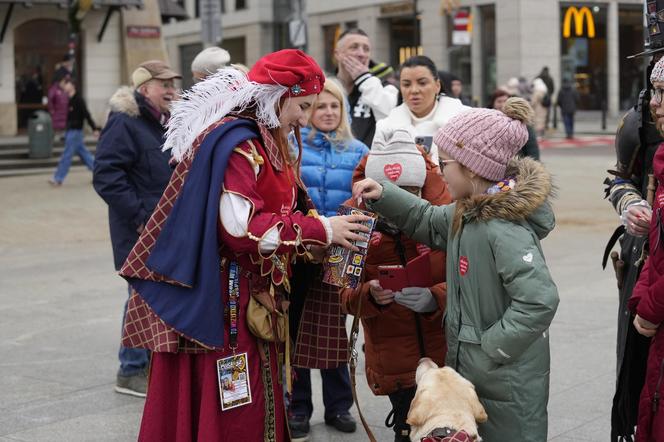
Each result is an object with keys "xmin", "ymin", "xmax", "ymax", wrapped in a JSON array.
[{"xmin": 353, "ymin": 98, "xmax": 559, "ymax": 442}]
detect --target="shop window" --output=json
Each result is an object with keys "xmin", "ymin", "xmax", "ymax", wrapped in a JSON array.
[
  {"xmin": 480, "ymin": 5, "xmax": 496, "ymax": 106},
  {"xmin": 179, "ymin": 43, "xmax": 203, "ymax": 91},
  {"xmin": 323, "ymin": 24, "xmax": 342, "ymax": 73},
  {"xmin": 446, "ymin": 11, "xmax": 471, "ymax": 98},
  {"xmin": 560, "ymin": 4, "xmax": 607, "ymax": 110},
  {"xmin": 390, "ymin": 17, "xmax": 421, "ymax": 68},
  {"xmin": 235, "ymin": 0, "xmax": 246, "ymax": 10},
  {"xmin": 223, "ymin": 37, "xmax": 246, "ymax": 65},
  {"xmin": 14, "ymin": 19, "xmax": 73, "ymax": 130}
]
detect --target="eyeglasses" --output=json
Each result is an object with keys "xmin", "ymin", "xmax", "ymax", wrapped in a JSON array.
[
  {"xmin": 438, "ymin": 159, "xmax": 457, "ymax": 170},
  {"xmin": 651, "ymin": 88, "xmax": 664, "ymax": 105}
]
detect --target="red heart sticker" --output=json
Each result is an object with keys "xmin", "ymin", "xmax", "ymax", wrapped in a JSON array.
[
  {"xmin": 459, "ymin": 256, "xmax": 469, "ymax": 276},
  {"xmin": 383, "ymin": 163, "xmax": 403, "ymax": 181}
]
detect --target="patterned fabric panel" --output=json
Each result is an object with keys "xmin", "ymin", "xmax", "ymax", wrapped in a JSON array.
[
  {"xmin": 121, "ymin": 290, "xmax": 209, "ymax": 353},
  {"xmin": 293, "ymin": 273, "xmax": 348, "ymax": 369}
]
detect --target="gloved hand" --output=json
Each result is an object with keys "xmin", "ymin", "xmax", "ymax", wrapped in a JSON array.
[{"xmin": 394, "ymin": 287, "xmax": 438, "ymax": 313}]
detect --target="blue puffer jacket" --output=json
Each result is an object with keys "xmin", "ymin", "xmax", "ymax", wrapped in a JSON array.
[{"xmin": 300, "ymin": 127, "xmax": 369, "ymax": 217}]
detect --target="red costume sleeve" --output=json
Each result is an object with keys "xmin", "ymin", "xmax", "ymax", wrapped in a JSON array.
[
  {"xmin": 220, "ymin": 147, "xmax": 328, "ymax": 256},
  {"xmin": 636, "ymin": 258, "xmax": 664, "ymax": 324}
]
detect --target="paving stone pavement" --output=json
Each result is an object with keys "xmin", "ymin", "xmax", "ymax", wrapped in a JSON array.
[{"xmin": 0, "ymin": 144, "xmax": 620, "ymax": 441}]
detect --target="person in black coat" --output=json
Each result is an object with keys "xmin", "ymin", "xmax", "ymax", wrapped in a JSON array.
[
  {"xmin": 93, "ymin": 60, "xmax": 181, "ymax": 397},
  {"xmin": 557, "ymin": 78, "xmax": 580, "ymax": 139}
]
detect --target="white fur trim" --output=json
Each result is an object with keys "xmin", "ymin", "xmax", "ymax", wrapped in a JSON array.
[{"xmin": 164, "ymin": 68, "xmax": 287, "ymax": 162}]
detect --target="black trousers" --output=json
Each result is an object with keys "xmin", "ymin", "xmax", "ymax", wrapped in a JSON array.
[
  {"xmin": 387, "ymin": 387, "xmax": 417, "ymax": 442},
  {"xmin": 289, "ymin": 365, "xmax": 353, "ymax": 421}
]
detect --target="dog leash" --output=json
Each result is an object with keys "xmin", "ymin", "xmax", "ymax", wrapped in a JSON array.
[{"xmin": 349, "ymin": 290, "xmax": 378, "ymax": 442}]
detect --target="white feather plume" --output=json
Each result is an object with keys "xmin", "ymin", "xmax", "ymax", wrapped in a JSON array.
[{"xmin": 164, "ymin": 68, "xmax": 287, "ymax": 162}]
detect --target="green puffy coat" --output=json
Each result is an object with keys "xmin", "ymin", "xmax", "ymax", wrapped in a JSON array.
[{"xmin": 369, "ymin": 157, "xmax": 559, "ymax": 442}]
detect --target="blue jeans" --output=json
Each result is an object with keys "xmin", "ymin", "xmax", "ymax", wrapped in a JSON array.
[
  {"xmin": 118, "ymin": 285, "xmax": 150, "ymax": 376},
  {"xmin": 52, "ymin": 129, "xmax": 94, "ymax": 183},
  {"xmin": 562, "ymin": 113, "xmax": 575, "ymax": 138},
  {"xmin": 290, "ymin": 365, "xmax": 353, "ymax": 421}
]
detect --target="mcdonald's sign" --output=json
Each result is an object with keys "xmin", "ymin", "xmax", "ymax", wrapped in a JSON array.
[{"xmin": 563, "ymin": 6, "xmax": 596, "ymax": 38}]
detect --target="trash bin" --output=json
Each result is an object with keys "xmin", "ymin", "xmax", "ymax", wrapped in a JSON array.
[{"xmin": 28, "ymin": 110, "xmax": 54, "ymax": 159}]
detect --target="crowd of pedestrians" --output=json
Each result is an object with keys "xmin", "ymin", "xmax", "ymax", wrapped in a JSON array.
[{"xmin": 39, "ymin": 22, "xmax": 664, "ymax": 442}]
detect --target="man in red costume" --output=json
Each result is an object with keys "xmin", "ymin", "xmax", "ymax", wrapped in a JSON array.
[{"xmin": 118, "ymin": 50, "xmax": 370, "ymax": 441}]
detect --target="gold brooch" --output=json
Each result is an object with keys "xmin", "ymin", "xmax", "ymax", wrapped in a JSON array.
[{"xmin": 455, "ymin": 141, "xmax": 464, "ymax": 148}]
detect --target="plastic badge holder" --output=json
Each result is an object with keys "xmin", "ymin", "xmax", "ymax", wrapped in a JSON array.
[{"xmin": 322, "ymin": 206, "xmax": 376, "ymax": 288}]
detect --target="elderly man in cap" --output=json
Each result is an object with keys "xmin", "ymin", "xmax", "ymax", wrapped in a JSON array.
[
  {"xmin": 191, "ymin": 46, "xmax": 231, "ymax": 82},
  {"xmin": 93, "ymin": 60, "xmax": 181, "ymax": 397}
]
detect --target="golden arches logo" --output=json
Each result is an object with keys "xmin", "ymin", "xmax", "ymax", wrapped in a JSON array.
[{"xmin": 563, "ymin": 6, "xmax": 596, "ymax": 38}]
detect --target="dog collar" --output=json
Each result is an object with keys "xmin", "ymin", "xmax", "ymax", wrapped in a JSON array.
[{"xmin": 421, "ymin": 427, "xmax": 474, "ymax": 442}]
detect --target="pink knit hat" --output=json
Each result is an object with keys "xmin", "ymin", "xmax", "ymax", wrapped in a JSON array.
[{"xmin": 434, "ymin": 97, "xmax": 533, "ymax": 181}]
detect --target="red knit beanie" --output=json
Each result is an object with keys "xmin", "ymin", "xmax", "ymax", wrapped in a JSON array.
[{"xmin": 248, "ymin": 49, "xmax": 325, "ymax": 97}]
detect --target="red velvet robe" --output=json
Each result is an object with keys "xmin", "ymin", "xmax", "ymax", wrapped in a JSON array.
[{"xmin": 136, "ymin": 130, "xmax": 328, "ymax": 442}]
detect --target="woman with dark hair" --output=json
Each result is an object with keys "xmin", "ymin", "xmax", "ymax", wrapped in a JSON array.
[
  {"xmin": 489, "ymin": 88, "xmax": 540, "ymax": 161},
  {"xmin": 374, "ymin": 55, "xmax": 468, "ymax": 165}
]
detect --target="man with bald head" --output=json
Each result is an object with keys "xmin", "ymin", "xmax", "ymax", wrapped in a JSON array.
[{"xmin": 334, "ymin": 28, "xmax": 398, "ymax": 146}]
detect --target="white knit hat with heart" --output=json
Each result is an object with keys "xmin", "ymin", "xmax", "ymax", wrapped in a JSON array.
[{"xmin": 365, "ymin": 128, "xmax": 426, "ymax": 187}]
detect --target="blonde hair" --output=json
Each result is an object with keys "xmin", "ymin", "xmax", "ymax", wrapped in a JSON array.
[{"xmin": 307, "ymin": 79, "xmax": 355, "ymax": 147}]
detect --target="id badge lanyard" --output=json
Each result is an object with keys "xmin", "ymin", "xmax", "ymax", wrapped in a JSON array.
[{"xmin": 228, "ymin": 261, "xmax": 240, "ymax": 354}]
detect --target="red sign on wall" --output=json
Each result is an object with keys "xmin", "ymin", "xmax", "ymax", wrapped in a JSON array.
[{"xmin": 126, "ymin": 26, "xmax": 161, "ymax": 38}]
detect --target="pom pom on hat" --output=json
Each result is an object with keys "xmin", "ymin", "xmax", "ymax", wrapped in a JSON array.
[
  {"xmin": 366, "ymin": 128, "xmax": 426, "ymax": 188},
  {"xmin": 434, "ymin": 98, "xmax": 532, "ymax": 181},
  {"xmin": 248, "ymin": 49, "xmax": 324, "ymax": 97},
  {"xmin": 502, "ymin": 97, "xmax": 534, "ymax": 125}
]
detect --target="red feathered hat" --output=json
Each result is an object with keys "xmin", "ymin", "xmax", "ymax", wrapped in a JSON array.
[{"xmin": 248, "ymin": 49, "xmax": 325, "ymax": 97}]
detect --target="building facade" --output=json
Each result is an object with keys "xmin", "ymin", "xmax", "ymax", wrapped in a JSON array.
[
  {"xmin": 1, "ymin": 0, "xmax": 647, "ymax": 136},
  {"xmin": 305, "ymin": 0, "xmax": 645, "ymax": 114},
  {"xmin": 0, "ymin": 0, "xmax": 168, "ymax": 136},
  {"xmin": 163, "ymin": 0, "xmax": 645, "ymax": 116}
]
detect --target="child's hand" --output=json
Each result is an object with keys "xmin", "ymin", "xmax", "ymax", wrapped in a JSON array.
[
  {"xmin": 634, "ymin": 314, "xmax": 659, "ymax": 337},
  {"xmin": 353, "ymin": 178, "xmax": 383, "ymax": 204},
  {"xmin": 394, "ymin": 287, "xmax": 437, "ymax": 313},
  {"xmin": 368, "ymin": 279, "xmax": 394, "ymax": 305}
]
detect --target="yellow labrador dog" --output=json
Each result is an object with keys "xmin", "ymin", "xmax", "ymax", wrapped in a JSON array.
[{"xmin": 407, "ymin": 358, "xmax": 487, "ymax": 441}]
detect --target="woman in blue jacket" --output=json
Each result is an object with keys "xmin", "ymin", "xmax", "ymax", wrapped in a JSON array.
[
  {"xmin": 289, "ymin": 79, "xmax": 369, "ymax": 440},
  {"xmin": 300, "ymin": 80, "xmax": 369, "ymax": 216}
]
